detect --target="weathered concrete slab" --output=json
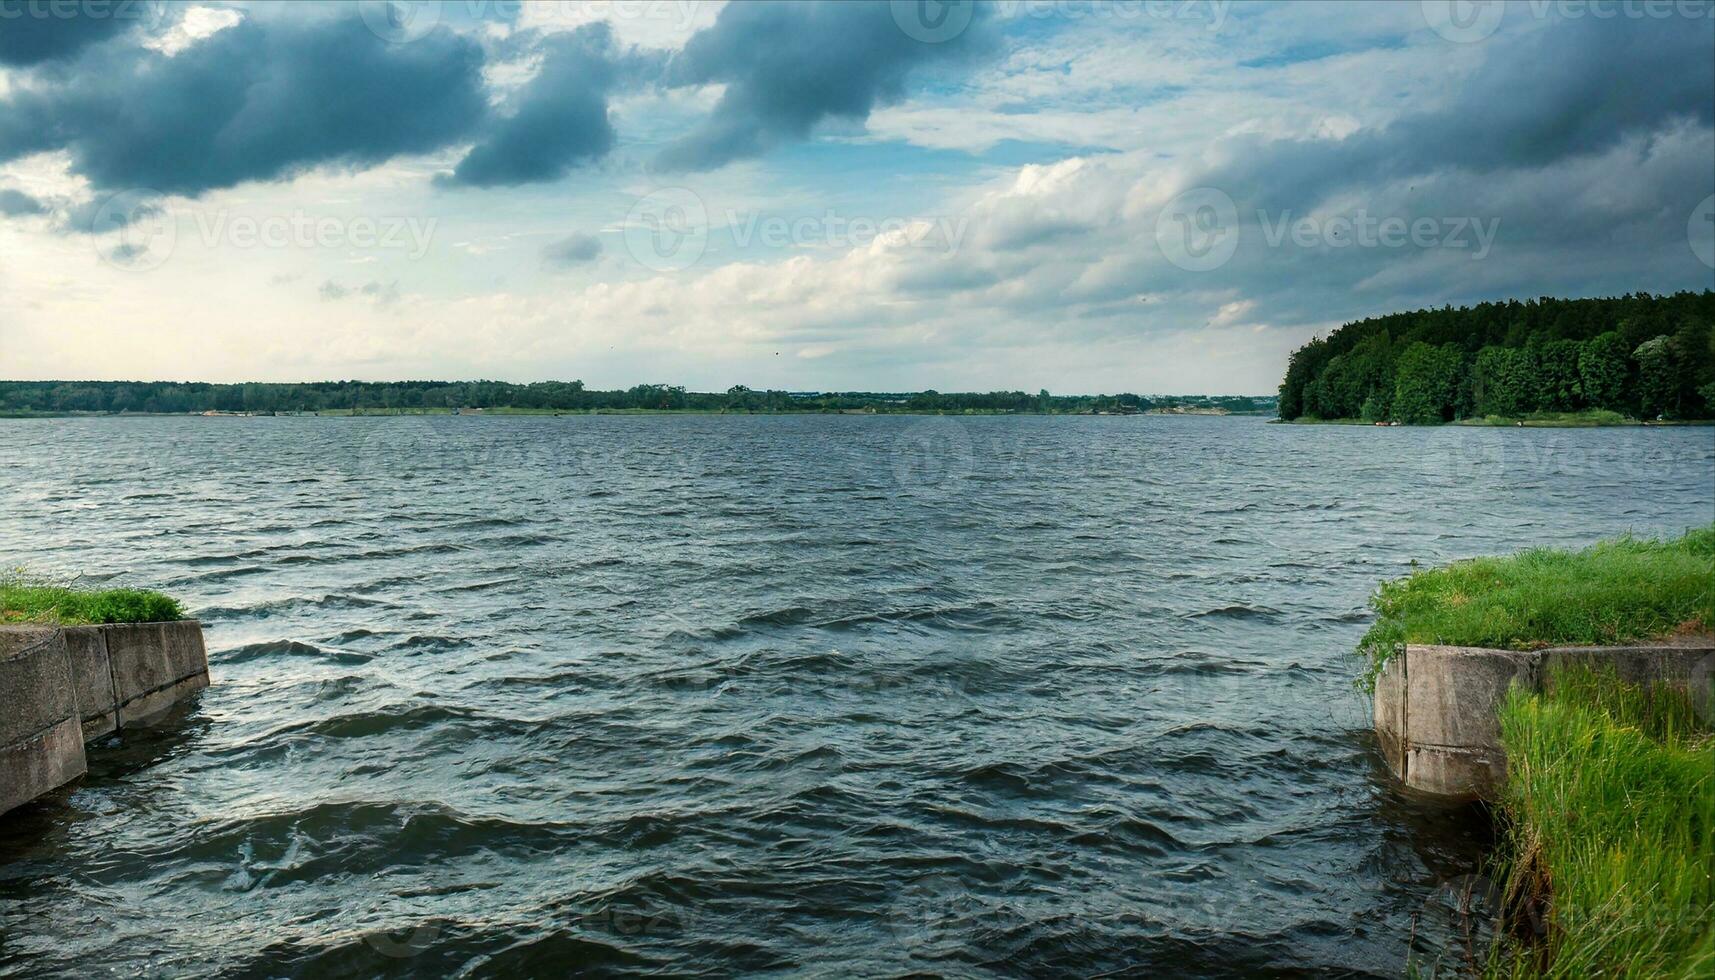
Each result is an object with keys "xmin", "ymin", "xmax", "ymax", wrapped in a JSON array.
[
  {"xmin": 105, "ymin": 621, "xmax": 210, "ymax": 728},
  {"xmin": 61, "ymin": 625, "xmax": 118, "ymax": 740},
  {"xmin": 1372, "ymin": 653, "xmax": 1407, "ymax": 779},
  {"xmin": 1375, "ymin": 638, "xmax": 1715, "ymax": 801},
  {"xmin": 1404, "ymin": 645, "xmax": 1539, "ymax": 749},
  {"xmin": 2, "ymin": 620, "xmax": 210, "ymax": 817},
  {"xmin": 1542, "ymin": 641, "xmax": 1715, "ymax": 693},
  {"xmin": 0, "ymin": 627, "xmax": 88, "ymax": 815},
  {"xmin": 0, "ymin": 717, "xmax": 86, "ymax": 816},
  {"xmin": 1, "ymin": 627, "xmax": 77, "ymax": 745},
  {"xmin": 1404, "ymin": 744, "xmax": 1506, "ymax": 800}
]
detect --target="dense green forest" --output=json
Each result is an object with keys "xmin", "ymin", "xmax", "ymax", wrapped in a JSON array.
[
  {"xmin": 0, "ymin": 380, "xmax": 1275, "ymax": 417},
  {"xmin": 1277, "ymin": 292, "xmax": 1715, "ymax": 423}
]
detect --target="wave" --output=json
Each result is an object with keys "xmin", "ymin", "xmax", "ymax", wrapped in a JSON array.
[
  {"xmin": 214, "ymin": 639, "xmax": 373, "ymax": 665},
  {"xmin": 1188, "ymin": 604, "xmax": 1282, "ymax": 621},
  {"xmin": 197, "ymin": 593, "xmax": 394, "ymax": 621}
]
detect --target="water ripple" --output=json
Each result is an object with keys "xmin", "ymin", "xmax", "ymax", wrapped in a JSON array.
[{"xmin": 1, "ymin": 414, "xmax": 1710, "ymax": 976}]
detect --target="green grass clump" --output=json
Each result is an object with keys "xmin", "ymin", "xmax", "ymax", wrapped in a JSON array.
[
  {"xmin": 1358, "ymin": 526, "xmax": 1715, "ymax": 690},
  {"xmin": 0, "ymin": 573, "xmax": 185, "ymax": 626},
  {"xmin": 1484, "ymin": 668, "xmax": 1715, "ymax": 978}
]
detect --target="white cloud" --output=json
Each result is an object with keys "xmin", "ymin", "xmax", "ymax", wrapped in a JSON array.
[
  {"xmin": 513, "ymin": 0, "xmax": 725, "ymax": 49},
  {"xmin": 142, "ymin": 5, "xmax": 244, "ymax": 57},
  {"xmin": 1, "ymin": 1, "xmax": 1708, "ymax": 396}
]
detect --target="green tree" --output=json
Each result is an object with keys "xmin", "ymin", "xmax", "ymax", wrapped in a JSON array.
[
  {"xmin": 1301, "ymin": 378, "xmax": 1327, "ymax": 419},
  {"xmin": 1279, "ymin": 291, "xmax": 1715, "ymax": 423},
  {"xmin": 1360, "ymin": 391, "xmax": 1390, "ymax": 422},
  {"xmin": 1577, "ymin": 332, "xmax": 1629, "ymax": 411},
  {"xmin": 1391, "ymin": 342, "xmax": 1464, "ymax": 424},
  {"xmin": 1673, "ymin": 318, "xmax": 1714, "ymax": 414},
  {"xmin": 1634, "ymin": 336, "xmax": 1683, "ymax": 418},
  {"xmin": 1534, "ymin": 339, "xmax": 1583, "ymax": 411},
  {"xmin": 1474, "ymin": 346, "xmax": 1535, "ymax": 416}
]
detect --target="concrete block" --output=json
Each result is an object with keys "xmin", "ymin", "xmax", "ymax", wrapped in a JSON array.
[
  {"xmin": 0, "ymin": 718, "xmax": 86, "ymax": 816},
  {"xmin": 0, "ymin": 627, "xmax": 88, "ymax": 816},
  {"xmin": 61, "ymin": 625, "xmax": 118, "ymax": 740},
  {"xmin": 1542, "ymin": 642, "xmax": 1715, "ymax": 694},
  {"xmin": 1377, "ymin": 638, "xmax": 1715, "ymax": 801},
  {"xmin": 1403, "ymin": 645, "xmax": 1538, "ymax": 749},
  {"xmin": 1405, "ymin": 744, "xmax": 1506, "ymax": 800},
  {"xmin": 104, "ymin": 621, "xmax": 209, "ymax": 728},
  {"xmin": 0, "ymin": 627, "xmax": 79, "ymax": 747},
  {"xmin": 1373, "ymin": 652, "xmax": 1408, "ymax": 781}
]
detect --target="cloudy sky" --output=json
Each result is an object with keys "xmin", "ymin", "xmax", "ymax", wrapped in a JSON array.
[{"xmin": 0, "ymin": 0, "xmax": 1711, "ymax": 393}]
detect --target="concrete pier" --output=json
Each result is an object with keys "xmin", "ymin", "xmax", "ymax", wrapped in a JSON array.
[
  {"xmin": 1375, "ymin": 639, "xmax": 1715, "ymax": 800},
  {"xmin": 0, "ymin": 627, "xmax": 87, "ymax": 817},
  {"xmin": 0, "ymin": 621, "xmax": 209, "ymax": 816},
  {"xmin": 69, "ymin": 622, "xmax": 211, "ymax": 734}
]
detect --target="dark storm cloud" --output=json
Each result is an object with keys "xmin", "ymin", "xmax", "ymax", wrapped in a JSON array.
[
  {"xmin": 542, "ymin": 231, "xmax": 602, "ymax": 268},
  {"xmin": 995, "ymin": 12, "xmax": 1715, "ymax": 343},
  {"xmin": 445, "ymin": 25, "xmax": 618, "ymax": 187},
  {"xmin": 1207, "ymin": 16, "xmax": 1715, "ymax": 214},
  {"xmin": 0, "ymin": 187, "xmax": 44, "ymax": 215},
  {"xmin": 0, "ymin": 0, "xmax": 147, "ymax": 66},
  {"xmin": 655, "ymin": 0, "xmax": 990, "ymax": 172},
  {"xmin": 0, "ymin": 3, "xmax": 992, "ymax": 196},
  {"xmin": 0, "ymin": 14, "xmax": 489, "ymax": 196}
]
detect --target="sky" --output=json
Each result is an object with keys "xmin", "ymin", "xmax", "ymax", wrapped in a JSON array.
[{"xmin": 0, "ymin": 0, "xmax": 1711, "ymax": 394}]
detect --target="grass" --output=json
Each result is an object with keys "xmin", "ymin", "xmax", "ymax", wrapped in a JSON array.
[
  {"xmin": 1480, "ymin": 668, "xmax": 1715, "ymax": 978},
  {"xmin": 1358, "ymin": 526, "xmax": 1715, "ymax": 690},
  {"xmin": 1454, "ymin": 410, "xmax": 1638, "ymax": 427},
  {"xmin": 0, "ymin": 572, "xmax": 185, "ymax": 626}
]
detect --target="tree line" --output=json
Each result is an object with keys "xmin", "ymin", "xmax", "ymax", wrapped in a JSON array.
[
  {"xmin": 1277, "ymin": 291, "xmax": 1715, "ymax": 423},
  {"xmin": 0, "ymin": 379, "xmax": 1276, "ymax": 417}
]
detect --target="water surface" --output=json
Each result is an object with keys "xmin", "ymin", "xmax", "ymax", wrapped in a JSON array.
[{"xmin": 1, "ymin": 415, "xmax": 1710, "ymax": 976}]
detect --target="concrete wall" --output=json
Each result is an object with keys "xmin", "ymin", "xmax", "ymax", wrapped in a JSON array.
[
  {"xmin": 0, "ymin": 621, "xmax": 209, "ymax": 817},
  {"xmin": 0, "ymin": 627, "xmax": 89, "ymax": 816},
  {"xmin": 60, "ymin": 621, "xmax": 210, "ymax": 739},
  {"xmin": 1375, "ymin": 639, "xmax": 1715, "ymax": 801},
  {"xmin": 62, "ymin": 626, "xmax": 118, "ymax": 740}
]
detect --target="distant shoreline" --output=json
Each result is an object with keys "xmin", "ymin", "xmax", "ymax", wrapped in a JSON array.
[
  {"xmin": 0, "ymin": 381, "xmax": 1278, "ymax": 419},
  {"xmin": 1274, "ymin": 410, "xmax": 1715, "ymax": 428},
  {"xmin": 0, "ymin": 407, "xmax": 1279, "ymax": 420}
]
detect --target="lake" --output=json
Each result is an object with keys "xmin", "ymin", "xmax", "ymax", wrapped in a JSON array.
[{"xmin": 1, "ymin": 415, "xmax": 1710, "ymax": 976}]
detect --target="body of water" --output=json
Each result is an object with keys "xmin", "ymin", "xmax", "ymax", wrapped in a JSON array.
[{"xmin": 1, "ymin": 415, "xmax": 1710, "ymax": 976}]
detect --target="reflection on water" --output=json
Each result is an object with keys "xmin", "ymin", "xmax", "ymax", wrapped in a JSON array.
[{"xmin": 1, "ymin": 415, "xmax": 1709, "ymax": 975}]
